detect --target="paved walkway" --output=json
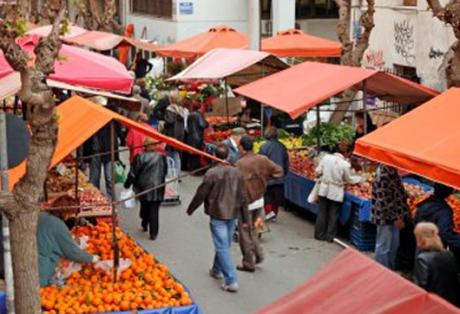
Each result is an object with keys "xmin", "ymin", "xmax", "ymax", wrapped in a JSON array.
[{"xmin": 117, "ymin": 174, "xmax": 342, "ymax": 314}]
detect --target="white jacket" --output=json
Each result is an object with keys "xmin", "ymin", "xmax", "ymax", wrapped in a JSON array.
[{"xmin": 315, "ymin": 153, "xmax": 362, "ymax": 202}]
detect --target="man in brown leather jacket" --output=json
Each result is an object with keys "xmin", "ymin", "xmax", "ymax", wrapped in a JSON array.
[
  {"xmin": 235, "ymin": 136, "xmax": 283, "ymax": 272},
  {"xmin": 187, "ymin": 144, "xmax": 249, "ymax": 293}
]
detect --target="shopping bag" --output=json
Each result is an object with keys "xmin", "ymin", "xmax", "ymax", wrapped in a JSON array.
[
  {"xmin": 113, "ymin": 161, "xmax": 126, "ymax": 184},
  {"xmin": 308, "ymin": 181, "xmax": 320, "ymax": 204},
  {"xmin": 120, "ymin": 188, "xmax": 136, "ymax": 209}
]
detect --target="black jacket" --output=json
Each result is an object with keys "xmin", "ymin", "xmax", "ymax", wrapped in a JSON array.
[
  {"xmin": 125, "ymin": 152, "xmax": 167, "ymax": 202},
  {"xmin": 186, "ymin": 111, "xmax": 208, "ymax": 148},
  {"xmin": 258, "ymin": 139, "xmax": 289, "ymax": 186},
  {"xmin": 414, "ymin": 250, "xmax": 460, "ymax": 306},
  {"xmin": 415, "ymin": 197, "xmax": 460, "ymax": 249},
  {"xmin": 134, "ymin": 58, "xmax": 153, "ymax": 79},
  {"xmin": 164, "ymin": 105, "xmax": 185, "ymax": 145},
  {"xmin": 82, "ymin": 122, "xmax": 122, "ymax": 163}
]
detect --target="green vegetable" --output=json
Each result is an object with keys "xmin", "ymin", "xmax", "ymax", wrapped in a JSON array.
[{"xmin": 303, "ymin": 123, "xmax": 355, "ymax": 150}]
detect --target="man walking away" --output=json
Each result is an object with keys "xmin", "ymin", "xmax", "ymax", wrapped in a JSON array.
[
  {"xmin": 187, "ymin": 144, "xmax": 249, "ymax": 293},
  {"xmin": 235, "ymin": 136, "xmax": 283, "ymax": 272},
  {"xmin": 371, "ymin": 164, "xmax": 409, "ymax": 269}
]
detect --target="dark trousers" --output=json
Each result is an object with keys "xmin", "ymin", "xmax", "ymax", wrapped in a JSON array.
[
  {"xmin": 315, "ymin": 197, "xmax": 342, "ymax": 241},
  {"xmin": 140, "ymin": 201, "xmax": 161, "ymax": 238},
  {"xmin": 89, "ymin": 157, "xmax": 112, "ymax": 199},
  {"xmin": 238, "ymin": 208, "xmax": 264, "ymax": 269}
]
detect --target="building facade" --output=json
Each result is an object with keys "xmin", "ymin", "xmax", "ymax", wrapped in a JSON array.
[{"xmin": 352, "ymin": 0, "xmax": 455, "ymax": 90}]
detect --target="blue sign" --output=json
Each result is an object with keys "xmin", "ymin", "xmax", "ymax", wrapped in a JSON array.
[{"xmin": 179, "ymin": 2, "xmax": 193, "ymax": 15}]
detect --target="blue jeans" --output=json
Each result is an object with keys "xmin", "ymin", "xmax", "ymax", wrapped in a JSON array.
[
  {"xmin": 374, "ymin": 224, "xmax": 400, "ymax": 269},
  {"xmin": 210, "ymin": 218, "xmax": 237, "ymax": 285},
  {"xmin": 167, "ymin": 150, "xmax": 181, "ymax": 177}
]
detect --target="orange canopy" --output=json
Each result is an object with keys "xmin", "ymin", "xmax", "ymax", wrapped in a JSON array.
[
  {"xmin": 257, "ymin": 248, "xmax": 460, "ymax": 314},
  {"xmin": 234, "ymin": 62, "xmax": 439, "ymax": 119},
  {"xmin": 261, "ymin": 29, "xmax": 342, "ymax": 58},
  {"xmin": 5, "ymin": 96, "xmax": 222, "ymax": 191},
  {"xmin": 156, "ymin": 25, "xmax": 249, "ymax": 58},
  {"xmin": 355, "ymin": 88, "xmax": 460, "ymax": 190}
]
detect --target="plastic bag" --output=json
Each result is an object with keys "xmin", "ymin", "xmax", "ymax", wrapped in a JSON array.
[
  {"xmin": 52, "ymin": 259, "xmax": 82, "ymax": 284},
  {"xmin": 308, "ymin": 181, "xmax": 320, "ymax": 204},
  {"xmin": 120, "ymin": 188, "xmax": 137, "ymax": 209},
  {"xmin": 95, "ymin": 258, "xmax": 132, "ymax": 276},
  {"xmin": 113, "ymin": 161, "xmax": 126, "ymax": 184}
]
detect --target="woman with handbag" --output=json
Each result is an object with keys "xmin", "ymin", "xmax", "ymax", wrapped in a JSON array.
[
  {"xmin": 314, "ymin": 141, "xmax": 363, "ymax": 242},
  {"xmin": 124, "ymin": 137, "xmax": 167, "ymax": 240}
]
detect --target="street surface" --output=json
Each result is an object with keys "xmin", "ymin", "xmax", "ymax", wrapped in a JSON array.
[{"xmin": 117, "ymin": 175, "xmax": 342, "ymax": 314}]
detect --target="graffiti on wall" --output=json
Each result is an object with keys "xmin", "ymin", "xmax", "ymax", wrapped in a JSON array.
[
  {"xmin": 394, "ymin": 20, "xmax": 415, "ymax": 65},
  {"xmin": 429, "ymin": 47, "xmax": 444, "ymax": 59},
  {"xmin": 365, "ymin": 49, "xmax": 385, "ymax": 70}
]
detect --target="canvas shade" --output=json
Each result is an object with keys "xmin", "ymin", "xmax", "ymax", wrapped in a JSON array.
[
  {"xmin": 257, "ymin": 248, "xmax": 460, "ymax": 314},
  {"xmin": 0, "ymin": 72, "xmax": 21, "ymax": 101},
  {"xmin": 156, "ymin": 25, "xmax": 249, "ymax": 58},
  {"xmin": 0, "ymin": 35, "xmax": 133, "ymax": 94},
  {"xmin": 27, "ymin": 24, "xmax": 87, "ymax": 39},
  {"xmin": 355, "ymin": 88, "xmax": 460, "ymax": 189},
  {"xmin": 261, "ymin": 28, "xmax": 342, "ymax": 58},
  {"xmin": 169, "ymin": 48, "xmax": 288, "ymax": 86},
  {"xmin": 234, "ymin": 62, "xmax": 439, "ymax": 119},
  {"xmin": 5, "ymin": 96, "xmax": 223, "ymax": 191}
]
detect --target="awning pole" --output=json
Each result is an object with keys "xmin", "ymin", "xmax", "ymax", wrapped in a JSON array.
[
  {"xmin": 316, "ymin": 105, "xmax": 321, "ymax": 154},
  {"xmin": 224, "ymin": 79, "xmax": 230, "ymax": 124},
  {"xmin": 261, "ymin": 62, "xmax": 266, "ymax": 135},
  {"xmin": 362, "ymin": 80, "xmax": 368, "ymax": 135},
  {"xmin": 110, "ymin": 122, "xmax": 119, "ymax": 283},
  {"xmin": 0, "ymin": 111, "xmax": 15, "ymax": 314}
]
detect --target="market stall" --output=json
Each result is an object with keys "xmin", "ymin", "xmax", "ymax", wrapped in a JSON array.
[
  {"xmin": 256, "ymin": 248, "xmax": 460, "ymax": 314},
  {"xmin": 261, "ymin": 28, "xmax": 342, "ymax": 58},
  {"xmin": 155, "ymin": 26, "xmax": 249, "ymax": 59},
  {"xmin": 234, "ymin": 62, "xmax": 439, "ymax": 250}
]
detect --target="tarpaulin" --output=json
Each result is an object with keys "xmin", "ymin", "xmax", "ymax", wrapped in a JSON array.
[
  {"xmin": 261, "ymin": 29, "xmax": 342, "ymax": 58},
  {"xmin": 169, "ymin": 48, "xmax": 287, "ymax": 85},
  {"xmin": 27, "ymin": 23, "xmax": 87, "ymax": 39},
  {"xmin": 256, "ymin": 248, "xmax": 460, "ymax": 314},
  {"xmin": 355, "ymin": 88, "xmax": 460, "ymax": 190},
  {"xmin": 6, "ymin": 96, "xmax": 224, "ymax": 191},
  {"xmin": 0, "ymin": 72, "xmax": 20, "ymax": 101},
  {"xmin": 156, "ymin": 26, "xmax": 249, "ymax": 58},
  {"xmin": 234, "ymin": 62, "xmax": 439, "ymax": 119},
  {"xmin": 0, "ymin": 35, "xmax": 133, "ymax": 94}
]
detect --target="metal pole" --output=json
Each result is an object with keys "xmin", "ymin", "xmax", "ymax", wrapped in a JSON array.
[
  {"xmin": 224, "ymin": 80, "xmax": 230, "ymax": 124},
  {"xmin": 362, "ymin": 80, "xmax": 368, "ymax": 135},
  {"xmin": 316, "ymin": 106, "xmax": 321, "ymax": 154},
  {"xmin": 0, "ymin": 111, "xmax": 15, "ymax": 314},
  {"xmin": 261, "ymin": 62, "xmax": 266, "ymax": 135},
  {"xmin": 110, "ymin": 122, "xmax": 119, "ymax": 282}
]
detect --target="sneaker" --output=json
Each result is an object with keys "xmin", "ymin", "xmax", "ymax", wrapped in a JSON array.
[
  {"xmin": 221, "ymin": 282, "xmax": 239, "ymax": 293},
  {"xmin": 209, "ymin": 269, "xmax": 224, "ymax": 280},
  {"xmin": 265, "ymin": 212, "xmax": 276, "ymax": 221}
]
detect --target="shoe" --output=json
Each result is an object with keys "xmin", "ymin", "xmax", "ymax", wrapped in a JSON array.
[
  {"xmin": 141, "ymin": 222, "xmax": 148, "ymax": 232},
  {"xmin": 314, "ymin": 235, "xmax": 325, "ymax": 241},
  {"xmin": 150, "ymin": 235, "xmax": 157, "ymax": 241},
  {"xmin": 221, "ymin": 282, "xmax": 239, "ymax": 293},
  {"xmin": 209, "ymin": 269, "xmax": 224, "ymax": 280},
  {"xmin": 255, "ymin": 256, "xmax": 264, "ymax": 265},
  {"xmin": 265, "ymin": 212, "xmax": 276, "ymax": 221},
  {"xmin": 326, "ymin": 238, "xmax": 334, "ymax": 243},
  {"xmin": 236, "ymin": 265, "xmax": 255, "ymax": 273}
]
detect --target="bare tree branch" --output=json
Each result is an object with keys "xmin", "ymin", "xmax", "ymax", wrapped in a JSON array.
[{"xmin": 427, "ymin": 0, "xmax": 446, "ymax": 20}]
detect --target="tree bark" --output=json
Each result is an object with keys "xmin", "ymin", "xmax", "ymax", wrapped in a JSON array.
[
  {"xmin": 426, "ymin": 0, "xmax": 460, "ymax": 88},
  {"xmin": 329, "ymin": 0, "xmax": 375, "ymax": 125},
  {"xmin": 0, "ymin": 7, "xmax": 65, "ymax": 313}
]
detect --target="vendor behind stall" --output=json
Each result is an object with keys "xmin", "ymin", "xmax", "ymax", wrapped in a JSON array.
[{"xmin": 38, "ymin": 197, "xmax": 98, "ymax": 287}]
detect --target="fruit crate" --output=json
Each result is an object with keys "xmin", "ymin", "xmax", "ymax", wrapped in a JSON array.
[{"xmin": 349, "ymin": 209, "xmax": 376, "ymax": 252}]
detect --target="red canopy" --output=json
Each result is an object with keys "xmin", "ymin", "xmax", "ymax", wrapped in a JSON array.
[
  {"xmin": 4, "ymin": 96, "xmax": 222, "ymax": 191},
  {"xmin": 257, "ymin": 248, "xmax": 460, "ymax": 314},
  {"xmin": 156, "ymin": 25, "xmax": 249, "ymax": 58},
  {"xmin": 0, "ymin": 35, "xmax": 133, "ymax": 94},
  {"xmin": 261, "ymin": 29, "xmax": 342, "ymax": 58},
  {"xmin": 355, "ymin": 88, "xmax": 460, "ymax": 189},
  {"xmin": 234, "ymin": 62, "xmax": 439, "ymax": 119}
]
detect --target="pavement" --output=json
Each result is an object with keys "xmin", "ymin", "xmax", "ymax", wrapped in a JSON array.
[{"xmin": 117, "ymin": 174, "xmax": 343, "ymax": 314}]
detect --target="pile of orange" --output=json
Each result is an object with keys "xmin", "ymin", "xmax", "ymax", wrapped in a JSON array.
[
  {"xmin": 41, "ymin": 222, "xmax": 193, "ymax": 314},
  {"xmin": 408, "ymin": 194, "xmax": 460, "ymax": 233}
]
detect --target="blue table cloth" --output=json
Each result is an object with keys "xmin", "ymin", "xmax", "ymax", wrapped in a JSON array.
[
  {"xmin": 104, "ymin": 304, "xmax": 201, "ymax": 314},
  {"xmin": 285, "ymin": 172, "xmax": 432, "ymax": 224}
]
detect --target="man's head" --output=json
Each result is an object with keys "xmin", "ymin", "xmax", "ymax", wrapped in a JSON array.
[
  {"xmin": 132, "ymin": 85, "xmax": 141, "ymax": 96},
  {"xmin": 239, "ymin": 135, "xmax": 255, "ymax": 154},
  {"xmin": 169, "ymin": 89, "xmax": 179, "ymax": 104},
  {"xmin": 264, "ymin": 127, "xmax": 279, "ymax": 140},
  {"xmin": 215, "ymin": 143, "xmax": 229, "ymax": 160},
  {"xmin": 48, "ymin": 195, "xmax": 79, "ymax": 222},
  {"xmin": 336, "ymin": 139, "xmax": 352, "ymax": 156},
  {"xmin": 144, "ymin": 137, "xmax": 159, "ymax": 152},
  {"xmin": 414, "ymin": 222, "xmax": 444, "ymax": 251},
  {"xmin": 433, "ymin": 183, "xmax": 453, "ymax": 200},
  {"xmin": 231, "ymin": 127, "xmax": 246, "ymax": 144},
  {"xmin": 137, "ymin": 113, "xmax": 149, "ymax": 123}
]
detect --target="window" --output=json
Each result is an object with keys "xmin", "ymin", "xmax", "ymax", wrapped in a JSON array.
[
  {"xmin": 295, "ymin": 0, "xmax": 339, "ymax": 19},
  {"xmin": 131, "ymin": 0, "xmax": 173, "ymax": 18}
]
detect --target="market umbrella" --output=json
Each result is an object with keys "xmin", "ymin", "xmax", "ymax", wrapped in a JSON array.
[
  {"xmin": 156, "ymin": 25, "xmax": 249, "ymax": 58},
  {"xmin": 27, "ymin": 23, "xmax": 87, "ymax": 39},
  {"xmin": 0, "ymin": 35, "xmax": 133, "ymax": 94},
  {"xmin": 261, "ymin": 28, "xmax": 342, "ymax": 58}
]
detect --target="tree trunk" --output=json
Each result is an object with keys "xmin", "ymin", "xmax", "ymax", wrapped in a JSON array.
[{"xmin": 10, "ymin": 210, "xmax": 40, "ymax": 313}]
